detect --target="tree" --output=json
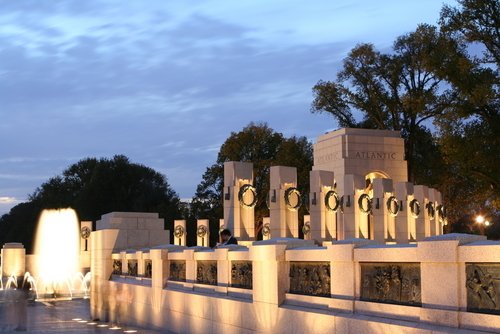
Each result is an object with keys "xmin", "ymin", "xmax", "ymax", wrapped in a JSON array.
[
  {"xmin": 436, "ymin": 0, "xmax": 499, "ymax": 230},
  {"xmin": 191, "ymin": 123, "xmax": 313, "ymax": 246},
  {"xmin": 311, "ymin": 24, "xmax": 474, "ymax": 184},
  {"xmin": 440, "ymin": 0, "xmax": 500, "ymax": 66},
  {"xmin": 0, "ymin": 155, "xmax": 182, "ymax": 252}
]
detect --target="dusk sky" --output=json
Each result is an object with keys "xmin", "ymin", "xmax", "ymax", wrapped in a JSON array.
[{"xmin": 0, "ymin": 0, "xmax": 452, "ymax": 215}]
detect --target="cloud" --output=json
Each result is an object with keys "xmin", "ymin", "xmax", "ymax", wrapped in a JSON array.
[
  {"xmin": 0, "ymin": 0, "xmax": 447, "ymax": 207},
  {"xmin": 0, "ymin": 196, "xmax": 19, "ymax": 204}
]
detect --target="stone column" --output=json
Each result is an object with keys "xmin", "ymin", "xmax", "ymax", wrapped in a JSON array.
[
  {"xmin": 262, "ymin": 217, "xmax": 271, "ymax": 240},
  {"xmin": 269, "ymin": 166, "xmax": 299, "ymax": 238},
  {"xmin": 431, "ymin": 189, "xmax": 443, "ymax": 236},
  {"xmin": 327, "ymin": 239, "xmax": 375, "ymax": 312},
  {"xmin": 250, "ymin": 242, "xmax": 288, "ymax": 306},
  {"xmin": 223, "ymin": 161, "xmax": 255, "ymax": 240},
  {"xmin": 428, "ymin": 188, "xmax": 438, "ymax": 236},
  {"xmin": 418, "ymin": 234, "xmax": 486, "ymax": 328},
  {"xmin": 395, "ymin": 182, "xmax": 414, "ymax": 243},
  {"xmin": 303, "ymin": 215, "xmax": 311, "ymax": 240},
  {"xmin": 414, "ymin": 185, "xmax": 430, "ymax": 240},
  {"xmin": 342, "ymin": 174, "xmax": 365, "ymax": 239},
  {"xmin": 196, "ymin": 219, "xmax": 210, "ymax": 247},
  {"xmin": 1, "ymin": 243, "xmax": 25, "ymax": 277},
  {"xmin": 215, "ymin": 248, "xmax": 229, "ymax": 293},
  {"xmin": 173, "ymin": 220, "xmax": 186, "ymax": 246},
  {"xmin": 309, "ymin": 170, "xmax": 337, "ymax": 242},
  {"xmin": 372, "ymin": 178, "xmax": 394, "ymax": 243}
]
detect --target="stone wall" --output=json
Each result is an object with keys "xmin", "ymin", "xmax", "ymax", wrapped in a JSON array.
[{"xmin": 91, "ymin": 232, "xmax": 500, "ymax": 334}]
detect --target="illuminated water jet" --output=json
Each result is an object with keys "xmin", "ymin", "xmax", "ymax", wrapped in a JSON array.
[{"xmin": 34, "ymin": 208, "xmax": 80, "ymax": 297}]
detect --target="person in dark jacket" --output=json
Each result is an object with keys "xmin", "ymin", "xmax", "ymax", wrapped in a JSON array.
[{"xmin": 219, "ymin": 229, "xmax": 238, "ymax": 245}]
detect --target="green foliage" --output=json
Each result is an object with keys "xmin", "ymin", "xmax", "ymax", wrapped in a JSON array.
[
  {"xmin": 440, "ymin": 0, "xmax": 500, "ymax": 65},
  {"xmin": 190, "ymin": 123, "xmax": 313, "ymax": 246},
  {"xmin": 312, "ymin": 24, "xmax": 474, "ymax": 182},
  {"xmin": 0, "ymin": 155, "xmax": 182, "ymax": 252}
]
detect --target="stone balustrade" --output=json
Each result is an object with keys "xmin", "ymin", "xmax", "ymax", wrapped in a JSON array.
[{"xmin": 94, "ymin": 234, "xmax": 500, "ymax": 333}]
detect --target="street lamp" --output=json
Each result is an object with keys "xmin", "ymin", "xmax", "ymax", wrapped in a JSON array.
[{"xmin": 475, "ymin": 215, "xmax": 485, "ymax": 224}]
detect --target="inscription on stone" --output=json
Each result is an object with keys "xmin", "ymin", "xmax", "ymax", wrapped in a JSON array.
[
  {"xmin": 144, "ymin": 259, "xmax": 152, "ymax": 278},
  {"xmin": 231, "ymin": 261, "xmax": 252, "ymax": 289},
  {"xmin": 197, "ymin": 260, "xmax": 217, "ymax": 286},
  {"xmin": 127, "ymin": 260, "xmax": 138, "ymax": 277},
  {"xmin": 112, "ymin": 259, "xmax": 122, "ymax": 275},
  {"xmin": 169, "ymin": 260, "xmax": 186, "ymax": 282},
  {"xmin": 360, "ymin": 262, "xmax": 421, "ymax": 306},
  {"xmin": 289, "ymin": 262, "xmax": 330, "ymax": 297},
  {"xmin": 466, "ymin": 263, "xmax": 500, "ymax": 315},
  {"xmin": 314, "ymin": 152, "xmax": 340, "ymax": 165},
  {"xmin": 354, "ymin": 151, "xmax": 396, "ymax": 160}
]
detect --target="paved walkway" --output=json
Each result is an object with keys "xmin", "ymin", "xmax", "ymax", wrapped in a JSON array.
[{"xmin": 0, "ymin": 297, "xmax": 164, "ymax": 334}]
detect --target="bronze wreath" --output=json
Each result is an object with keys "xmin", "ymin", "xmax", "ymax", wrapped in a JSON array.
[
  {"xmin": 284, "ymin": 187, "xmax": 302, "ymax": 211},
  {"xmin": 174, "ymin": 225, "xmax": 185, "ymax": 238},
  {"xmin": 262, "ymin": 223, "xmax": 271, "ymax": 237},
  {"xmin": 358, "ymin": 194, "xmax": 372, "ymax": 214},
  {"xmin": 426, "ymin": 202, "xmax": 435, "ymax": 219},
  {"xmin": 437, "ymin": 205, "xmax": 446, "ymax": 223},
  {"xmin": 386, "ymin": 196, "xmax": 399, "ymax": 217},
  {"xmin": 325, "ymin": 190, "xmax": 340, "ymax": 212},
  {"xmin": 409, "ymin": 199, "xmax": 420, "ymax": 219},
  {"xmin": 197, "ymin": 225, "xmax": 208, "ymax": 238},
  {"xmin": 238, "ymin": 184, "xmax": 257, "ymax": 208},
  {"xmin": 302, "ymin": 222, "xmax": 311, "ymax": 235}
]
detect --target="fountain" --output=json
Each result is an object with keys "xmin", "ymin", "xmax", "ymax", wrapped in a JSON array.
[
  {"xmin": 33, "ymin": 208, "xmax": 87, "ymax": 299},
  {"xmin": 5, "ymin": 274, "xmax": 17, "ymax": 290}
]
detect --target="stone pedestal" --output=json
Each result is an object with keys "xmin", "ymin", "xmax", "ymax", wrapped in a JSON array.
[
  {"xmin": 1, "ymin": 243, "xmax": 25, "ymax": 277},
  {"xmin": 173, "ymin": 220, "xmax": 187, "ymax": 246},
  {"xmin": 80, "ymin": 221, "xmax": 92, "ymax": 270},
  {"xmin": 223, "ymin": 161, "xmax": 255, "ymax": 240},
  {"xmin": 269, "ymin": 166, "xmax": 300, "ymax": 238},
  {"xmin": 197, "ymin": 219, "xmax": 210, "ymax": 247},
  {"xmin": 418, "ymin": 234, "xmax": 486, "ymax": 328},
  {"xmin": 309, "ymin": 170, "xmax": 337, "ymax": 242},
  {"xmin": 303, "ymin": 215, "xmax": 311, "ymax": 240},
  {"xmin": 414, "ymin": 185, "xmax": 429, "ymax": 240},
  {"xmin": 372, "ymin": 178, "xmax": 394, "ymax": 243},
  {"xmin": 395, "ymin": 182, "xmax": 414, "ymax": 243},
  {"xmin": 342, "ymin": 174, "xmax": 365, "ymax": 239},
  {"xmin": 262, "ymin": 217, "xmax": 271, "ymax": 240}
]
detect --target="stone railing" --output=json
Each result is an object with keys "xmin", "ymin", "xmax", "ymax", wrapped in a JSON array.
[{"xmin": 102, "ymin": 234, "xmax": 500, "ymax": 333}]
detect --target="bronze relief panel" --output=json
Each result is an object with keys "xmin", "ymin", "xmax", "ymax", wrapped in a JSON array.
[
  {"xmin": 466, "ymin": 263, "xmax": 500, "ymax": 315},
  {"xmin": 112, "ymin": 259, "xmax": 122, "ymax": 275},
  {"xmin": 169, "ymin": 260, "xmax": 186, "ymax": 282},
  {"xmin": 289, "ymin": 261, "xmax": 331, "ymax": 297},
  {"xmin": 231, "ymin": 261, "xmax": 252, "ymax": 289},
  {"xmin": 196, "ymin": 260, "xmax": 217, "ymax": 286},
  {"xmin": 360, "ymin": 262, "xmax": 421, "ymax": 306}
]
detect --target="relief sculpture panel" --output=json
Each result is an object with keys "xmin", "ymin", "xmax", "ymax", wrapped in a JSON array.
[
  {"xmin": 466, "ymin": 263, "xmax": 500, "ymax": 315},
  {"xmin": 360, "ymin": 262, "xmax": 421, "ymax": 306},
  {"xmin": 289, "ymin": 262, "xmax": 330, "ymax": 297},
  {"xmin": 196, "ymin": 260, "xmax": 217, "ymax": 286},
  {"xmin": 169, "ymin": 260, "xmax": 186, "ymax": 282},
  {"xmin": 144, "ymin": 259, "xmax": 152, "ymax": 278},
  {"xmin": 231, "ymin": 261, "xmax": 252, "ymax": 289},
  {"xmin": 112, "ymin": 259, "xmax": 122, "ymax": 275},
  {"xmin": 127, "ymin": 260, "xmax": 138, "ymax": 277}
]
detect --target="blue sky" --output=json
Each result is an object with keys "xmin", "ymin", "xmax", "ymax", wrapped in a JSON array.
[{"xmin": 0, "ymin": 0, "xmax": 452, "ymax": 214}]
